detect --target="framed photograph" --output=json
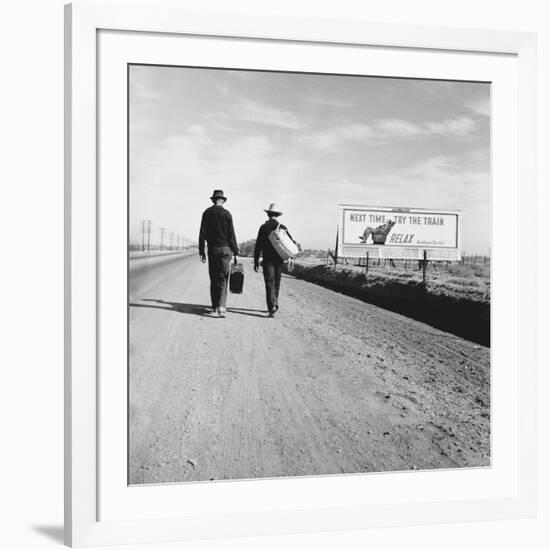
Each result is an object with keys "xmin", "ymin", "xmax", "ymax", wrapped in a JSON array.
[{"xmin": 65, "ymin": 2, "xmax": 537, "ymax": 547}]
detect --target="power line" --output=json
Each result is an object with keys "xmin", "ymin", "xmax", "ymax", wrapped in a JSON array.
[{"xmin": 134, "ymin": 220, "xmax": 197, "ymax": 252}]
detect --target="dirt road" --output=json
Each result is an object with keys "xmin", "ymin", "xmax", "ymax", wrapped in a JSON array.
[{"xmin": 129, "ymin": 255, "xmax": 490, "ymax": 484}]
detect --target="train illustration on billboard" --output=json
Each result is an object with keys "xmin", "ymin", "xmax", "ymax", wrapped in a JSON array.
[{"xmin": 337, "ymin": 204, "xmax": 462, "ymax": 261}]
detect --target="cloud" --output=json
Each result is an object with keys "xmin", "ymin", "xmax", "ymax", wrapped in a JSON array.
[
  {"xmin": 308, "ymin": 96, "xmax": 356, "ymax": 109},
  {"xmin": 366, "ymin": 155, "xmax": 489, "ymax": 208},
  {"xmin": 129, "ymin": 70, "xmax": 162, "ymax": 104},
  {"xmin": 375, "ymin": 118, "xmax": 422, "ymax": 137},
  {"xmin": 425, "ymin": 116, "xmax": 477, "ymax": 137},
  {"xmin": 301, "ymin": 115, "xmax": 479, "ymax": 150},
  {"xmin": 213, "ymin": 99, "xmax": 303, "ymax": 130},
  {"xmin": 217, "ymin": 82, "xmax": 231, "ymax": 98},
  {"xmin": 208, "ymin": 134, "xmax": 275, "ymax": 175},
  {"xmin": 185, "ymin": 124, "xmax": 212, "ymax": 145},
  {"xmin": 466, "ymin": 96, "xmax": 491, "ymax": 117},
  {"xmin": 300, "ymin": 124, "xmax": 373, "ymax": 149}
]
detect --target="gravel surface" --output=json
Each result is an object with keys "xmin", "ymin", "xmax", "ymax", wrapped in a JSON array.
[{"xmin": 128, "ymin": 255, "xmax": 490, "ymax": 484}]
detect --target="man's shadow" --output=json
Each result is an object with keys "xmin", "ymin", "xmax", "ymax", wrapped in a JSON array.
[
  {"xmin": 130, "ymin": 299, "xmax": 266, "ymax": 318},
  {"xmin": 130, "ymin": 299, "xmax": 209, "ymax": 316},
  {"xmin": 227, "ymin": 307, "xmax": 267, "ymax": 318}
]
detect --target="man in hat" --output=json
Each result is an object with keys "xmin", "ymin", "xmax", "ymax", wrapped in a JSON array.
[
  {"xmin": 253, "ymin": 203, "xmax": 295, "ymax": 318},
  {"xmin": 198, "ymin": 190, "xmax": 239, "ymax": 317}
]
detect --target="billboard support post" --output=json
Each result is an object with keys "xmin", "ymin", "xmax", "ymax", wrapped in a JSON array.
[
  {"xmin": 334, "ymin": 229, "xmax": 339, "ymax": 270},
  {"xmin": 365, "ymin": 251, "xmax": 369, "ymax": 275},
  {"xmin": 422, "ymin": 249, "xmax": 427, "ymax": 284}
]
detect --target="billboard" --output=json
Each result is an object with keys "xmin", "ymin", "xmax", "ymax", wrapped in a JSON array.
[{"xmin": 337, "ymin": 205, "xmax": 461, "ymax": 260}]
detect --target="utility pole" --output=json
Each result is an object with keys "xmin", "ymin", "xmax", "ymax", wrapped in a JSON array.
[
  {"xmin": 140, "ymin": 220, "xmax": 152, "ymax": 252},
  {"xmin": 159, "ymin": 227, "xmax": 166, "ymax": 251},
  {"xmin": 170, "ymin": 231, "xmax": 174, "ymax": 250},
  {"xmin": 177, "ymin": 235, "xmax": 181, "ymax": 250}
]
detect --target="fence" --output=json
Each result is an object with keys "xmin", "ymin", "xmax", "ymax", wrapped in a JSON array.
[{"xmin": 326, "ymin": 248, "xmax": 490, "ymax": 284}]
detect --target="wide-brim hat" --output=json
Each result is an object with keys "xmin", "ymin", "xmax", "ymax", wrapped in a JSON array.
[
  {"xmin": 264, "ymin": 203, "xmax": 283, "ymax": 215},
  {"xmin": 210, "ymin": 189, "xmax": 227, "ymax": 201}
]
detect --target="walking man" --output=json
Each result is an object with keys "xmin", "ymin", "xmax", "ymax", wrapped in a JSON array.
[
  {"xmin": 253, "ymin": 203, "xmax": 295, "ymax": 317},
  {"xmin": 198, "ymin": 190, "xmax": 239, "ymax": 317}
]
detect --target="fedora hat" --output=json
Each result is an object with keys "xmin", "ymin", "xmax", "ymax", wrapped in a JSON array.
[
  {"xmin": 264, "ymin": 203, "xmax": 283, "ymax": 216},
  {"xmin": 210, "ymin": 189, "xmax": 227, "ymax": 202}
]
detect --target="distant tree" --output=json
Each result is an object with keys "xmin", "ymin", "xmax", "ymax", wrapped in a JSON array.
[
  {"xmin": 297, "ymin": 248, "xmax": 325, "ymax": 258},
  {"xmin": 238, "ymin": 239, "xmax": 256, "ymax": 257}
]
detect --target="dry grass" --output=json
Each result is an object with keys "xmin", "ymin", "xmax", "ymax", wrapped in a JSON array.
[{"xmin": 323, "ymin": 261, "xmax": 490, "ymax": 304}]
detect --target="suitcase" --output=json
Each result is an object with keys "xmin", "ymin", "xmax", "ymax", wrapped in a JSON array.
[
  {"xmin": 268, "ymin": 223, "xmax": 299, "ymax": 261},
  {"xmin": 229, "ymin": 262, "xmax": 245, "ymax": 293}
]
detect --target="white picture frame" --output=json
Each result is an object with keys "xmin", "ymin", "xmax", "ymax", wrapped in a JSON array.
[{"xmin": 65, "ymin": 1, "xmax": 537, "ymax": 547}]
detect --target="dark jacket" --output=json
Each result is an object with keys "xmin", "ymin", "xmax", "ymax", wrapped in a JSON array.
[
  {"xmin": 198, "ymin": 205, "xmax": 238, "ymax": 256},
  {"xmin": 254, "ymin": 218, "xmax": 295, "ymax": 267}
]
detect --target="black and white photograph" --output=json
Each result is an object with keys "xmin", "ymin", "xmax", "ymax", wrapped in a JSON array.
[{"xmin": 128, "ymin": 64, "xmax": 491, "ymax": 485}]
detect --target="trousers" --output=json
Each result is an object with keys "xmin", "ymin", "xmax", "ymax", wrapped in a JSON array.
[
  {"xmin": 262, "ymin": 261, "xmax": 283, "ymax": 312},
  {"xmin": 207, "ymin": 246, "xmax": 233, "ymax": 309}
]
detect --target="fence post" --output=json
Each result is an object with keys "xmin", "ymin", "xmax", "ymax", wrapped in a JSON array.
[
  {"xmin": 422, "ymin": 250, "xmax": 427, "ymax": 284},
  {"xmin": 366, "ymin": 251, "xmax": 369, "ymax": 275}
]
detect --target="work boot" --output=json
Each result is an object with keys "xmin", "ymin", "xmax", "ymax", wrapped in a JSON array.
[{"xmin": 218, "ymin": 307, "xmax": 226, "ymax": 318}]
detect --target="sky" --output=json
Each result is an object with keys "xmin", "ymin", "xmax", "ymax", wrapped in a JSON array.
[{"xmin": 129, "ymin": 65, "xmax": 490, "ymax": 254}]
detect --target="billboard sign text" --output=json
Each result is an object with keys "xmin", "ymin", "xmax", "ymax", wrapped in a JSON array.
[{"xmin": 338, "ymin": 205, "xmax": 461, "ymax": 260}]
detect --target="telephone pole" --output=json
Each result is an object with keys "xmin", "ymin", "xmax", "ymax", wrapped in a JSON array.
[
  {"xmin": 169, "ymin": 231, "xmax": 174, "ymax": 250},
  {"xmin": 159, "ymin": 227, "xmax": 166, "ymax": 251},
  {"xmin": 140, "ymin": 220, "xmax": 152, "ymax": 252}
]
